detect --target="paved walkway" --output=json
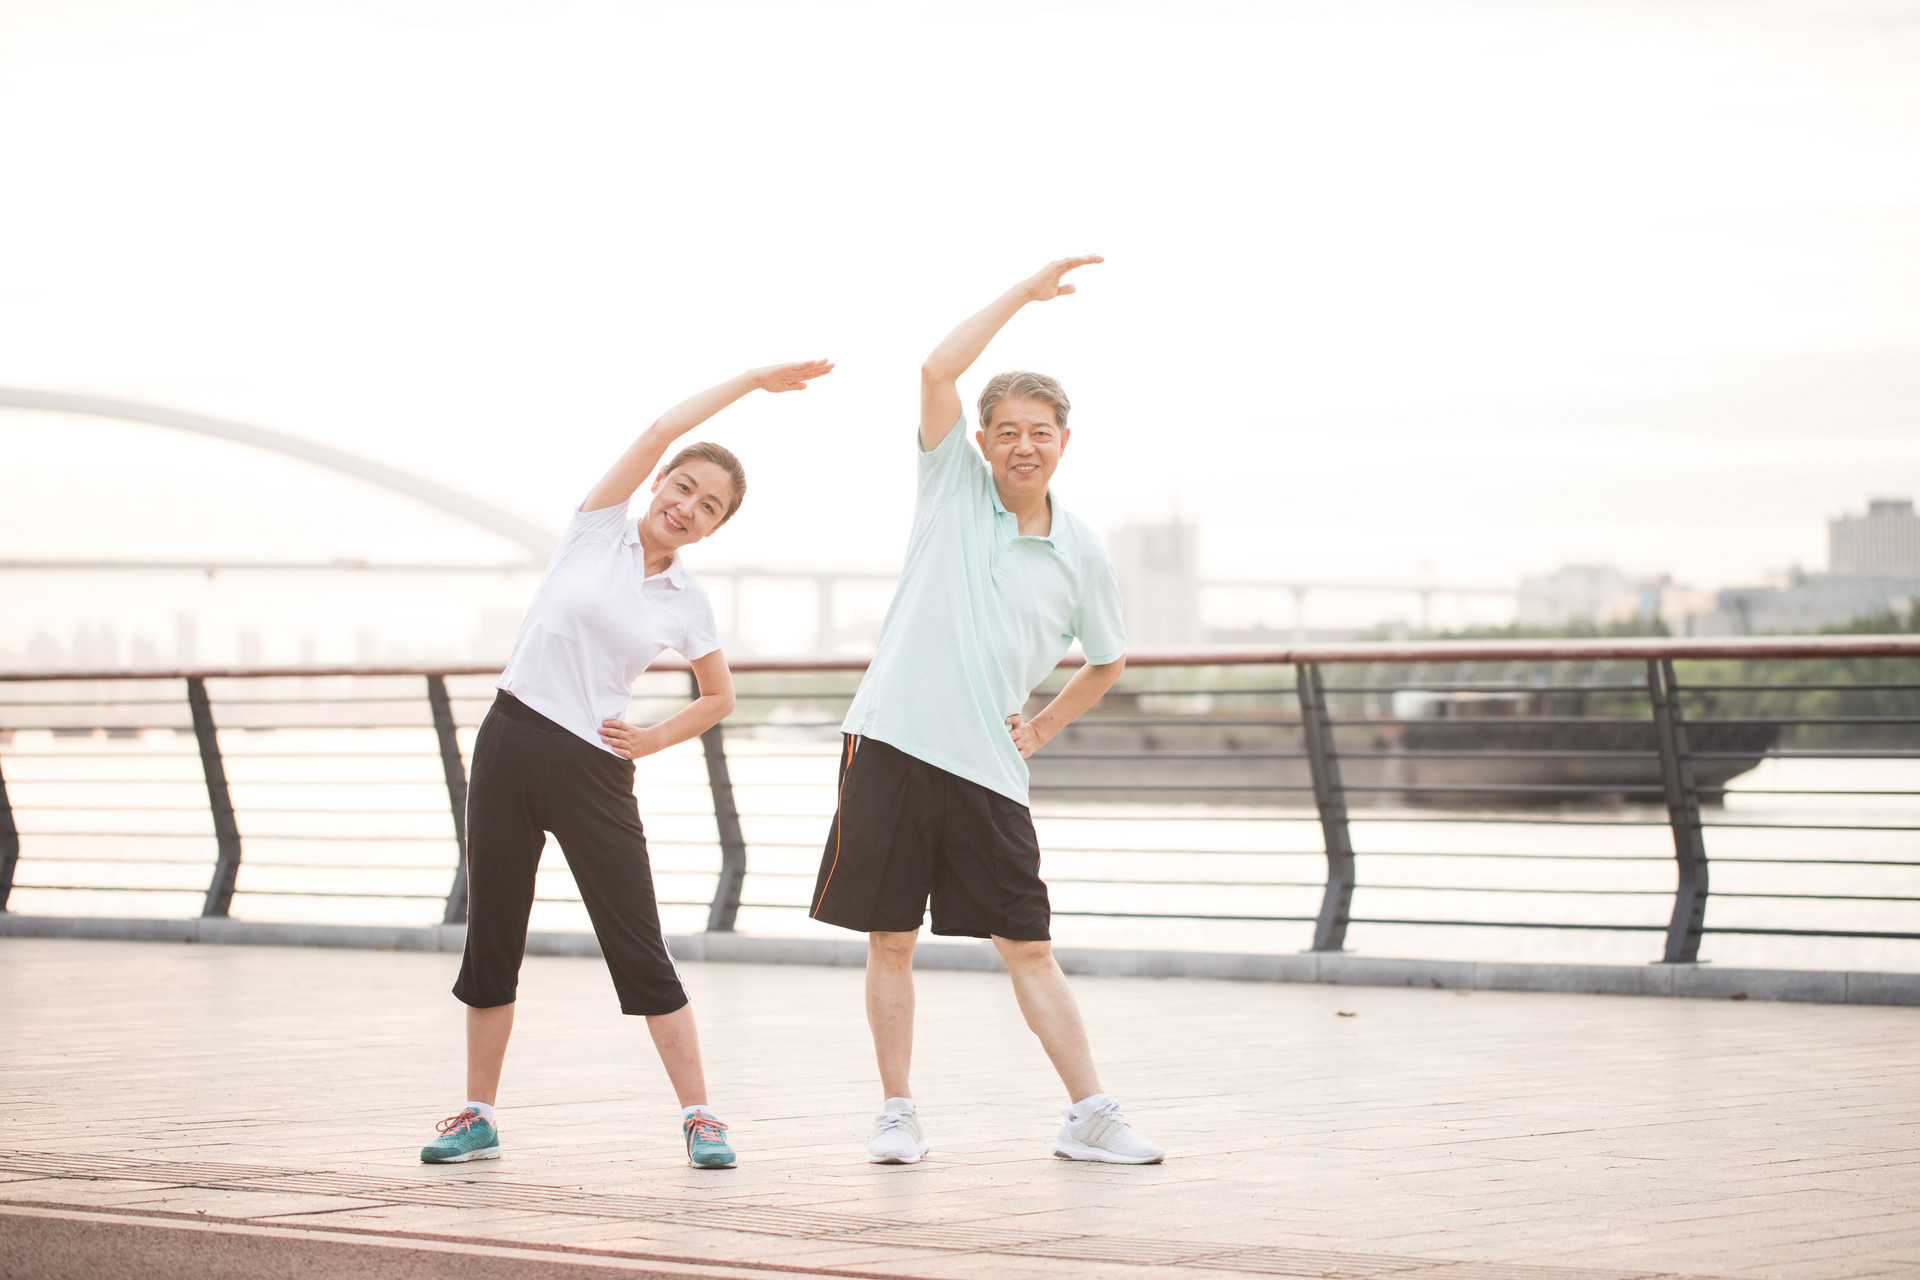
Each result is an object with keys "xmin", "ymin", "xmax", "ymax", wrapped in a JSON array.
[{"xmin": 2, "ymin": 938, "xmax": 1917, "ymax": 1279}]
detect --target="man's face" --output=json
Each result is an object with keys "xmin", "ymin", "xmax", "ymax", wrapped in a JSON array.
[{"xmin": 977, "ymin": 396, "xmax": 1069, "ymax": 507}]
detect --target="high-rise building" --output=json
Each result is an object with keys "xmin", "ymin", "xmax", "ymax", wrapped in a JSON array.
[
  {"xmin": 1830, "ymin": 498, "xmax": 1920, "ymax": 577},
  {"xmin": 1108, "ymin": 519, "xmax": 1202, "ymax": 650},
  {"xmin": 1698, "ymin": 496, "xmax": 1920, "ymax": 635}
]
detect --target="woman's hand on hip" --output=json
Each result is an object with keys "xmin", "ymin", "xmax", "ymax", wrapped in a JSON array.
[{"xmin": 599, "ymin": 719, "xmax": 663, "ymax": 760}]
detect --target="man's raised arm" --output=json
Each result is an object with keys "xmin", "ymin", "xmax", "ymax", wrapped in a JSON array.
[{"xmin": 918, "ymin": 255, "xmax": 1103, "ymax": 452}]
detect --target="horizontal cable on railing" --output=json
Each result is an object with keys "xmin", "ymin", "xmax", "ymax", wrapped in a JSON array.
[
  {"xmin": 0, "ymin": 697, "xmax": 191, "ymax": 707},
  {"xmin": 10, "ymin": 805, "xmax": 223, "ymax": 813},
  {"xmin": 1693, "ymin": 749, "xmax": 1920, "ymax": 760},
  {"xmin": 189, "ymin": 752, "xmax": 454, "ymax": 760},
  {"xmin": 1029, "ymin": 784, "xmax": 1318, "ymax": 792},
  {"xmin": 1705, "ymin": 926, "xmax": 1920, "ymax": 940},
  {"xmin": 1043, "ymin": 717, "xmax": 1309, "ymax": 729},
  {"xmin": 207, "ymin": 696, "xmax": 454, "ymax": 706},
  {"xmin": 0, "ymin": 727, "xmax": 190, "ymax": 735},
  {"xmin": 13, "ymin": 831, "xmax": 453, "ymax": 842},
  {"xmin": 1331, "ymin": 750, "xmax": 1662, "ymax": 761},
  {"xmin": 1349, "ymin": 917, "xmax": 1666, "ymax": 932},
  {"xmin": 1349, "ymin": 814, "xmax": 1674, "ymax": 826},
  {"xmin": 1681, "ymin": 682, "xmax": 1920, "ymax": 693},
  {"xmin": 712, "ymin": 902, "xmax": 1326, "ymax": 923},
  {"xmin": 1698, "ymin": 822, "xmax": 1920, "ymax": 833},
  {"xmin": 1700, "ymin": 787, "xmax": 1920, "ymax": 797},
  {"xmin": 213, "ymin": 780, "xmax": 449, "ymax": 787},
  {"xmin": 10, "ymin": 888, "xmax": 206, "ymax": 896},
  {"xmin": 1035, "ymin": 751, "xmax": 1311, "ymax": 762},
  {"xmin": 1325, "ymin": 683, "xmax": 1653, "ymax": 695},
  {"xmin": 1687, "ymin": 715, "xmax": 1920, "ymax": 726},
  {"xmin": 1340, "ymin": 783, "xmax": 1669, "ymax": 794},
  {"xmin": 0, "ymin": 751, "xmax": 202, "ymax": 759},
  {"xmin": 205, "ymin": 723, "xmax": 440, "ymax": 732},
  {"xmin": 17, "ymin": 855, "xmax": 214, "ymax": 865}
]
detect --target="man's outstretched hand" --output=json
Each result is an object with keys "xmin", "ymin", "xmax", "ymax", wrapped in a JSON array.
[
  {"xmin": 749, "ymin": 359, "xmax": 835, "ymax": 393},
  {"xmin": 1019, "ymin": 255, "xmax": 1103, "ymax": 303}
]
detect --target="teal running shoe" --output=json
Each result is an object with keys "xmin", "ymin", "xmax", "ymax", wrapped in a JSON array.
[
  {"xmin": 420, "ymin": 1108, "xmax": 500, "ymax": 1163},
  {"xmin": 683, "ymin": 1111, "xmax": 736, "ymax": 1169}
]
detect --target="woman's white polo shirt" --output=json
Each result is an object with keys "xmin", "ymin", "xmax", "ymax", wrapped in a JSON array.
[{"xmin": 497, "ymin": 502, "xmax": 721, "ymax": 752}]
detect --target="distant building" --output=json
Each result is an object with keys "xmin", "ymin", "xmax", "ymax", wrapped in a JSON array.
[
  {"xmin": 1699, "ymin": 497, "xmax": 1920, "ymax": 635},
  {"xmin": 1830, "ymin": 498, "xmax": 1920, "ymax": 577},
  {"xmin": 1517, "ymin": 564, "xmax": 1668, "ymax": 629},
  {"xmin": 1713, "ymin": 571, "xmax": 1918, "ymax": 635},
  {"xmin": 1108, "ymin": 519, "xmax": 1203, "ymax": 649}
]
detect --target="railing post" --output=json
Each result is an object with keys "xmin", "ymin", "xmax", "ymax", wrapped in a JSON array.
[
  {"xmin": 1649, "ymin": 659, "xmax": 1709, "ymax": 963},
  {"xmin": 188, "ymin": 677, "xmax": 244, "ymax": 918},
  {"xmin": 427, "ymin": 675, "xmax": 470, "ymax": 925},
  {"xmin": 0, "ymin": 747, "xmax": 19, "ymax": 912},
  {"xmin": 696, "ymin": 672, "xmax": 747, "ymax": 933},
  {"xmin": 1298, "ymin": 663, "xmax": 1356, "ymax": 952}
]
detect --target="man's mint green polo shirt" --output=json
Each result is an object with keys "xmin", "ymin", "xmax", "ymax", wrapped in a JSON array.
[{"xmin": 842, "ymin": 417, "xmax": 1127, "ymax": 806}]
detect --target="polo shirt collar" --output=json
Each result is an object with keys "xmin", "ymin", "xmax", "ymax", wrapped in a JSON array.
[
  {"xmin": 623, "ymin": 519, "xmax": 690, "ymax": 587},
  {"xmin": 990, "ymin": 485, "xmax": 1064, "ymax": 550}
]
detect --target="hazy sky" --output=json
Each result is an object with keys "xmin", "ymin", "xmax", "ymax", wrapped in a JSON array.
[{"xmin": 3, "ymin": 0, "xmax": 1918, "ymax": 655}]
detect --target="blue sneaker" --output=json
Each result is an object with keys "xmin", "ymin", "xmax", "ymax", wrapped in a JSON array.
[
  {"xmin": 683, "ymin": 1111, "xmax": 737, "ymax": 1169},
  {"xmin": 420, "ymin": 1108, "xmax": 500, "ymax": 1163}
]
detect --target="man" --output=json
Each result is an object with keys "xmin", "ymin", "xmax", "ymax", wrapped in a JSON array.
[{"xmin": 810, "ymin": 255, "xmax": 1164, "ymax": 1165}]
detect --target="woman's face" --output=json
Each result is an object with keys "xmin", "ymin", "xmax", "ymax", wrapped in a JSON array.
[{"xmin": 645, "ymin": 459, "xmax": 736, "ymax": 550}]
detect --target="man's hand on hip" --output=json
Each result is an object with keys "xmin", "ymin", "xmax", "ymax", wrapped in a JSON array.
[{"xmin": 1005, "ymin": 712, "xmax": 1050, "ymax": 759}]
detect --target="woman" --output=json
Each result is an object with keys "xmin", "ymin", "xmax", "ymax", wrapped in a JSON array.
[{"xmin": 420, "ymin": 358, "xmax": 833, "ymax": 1169}]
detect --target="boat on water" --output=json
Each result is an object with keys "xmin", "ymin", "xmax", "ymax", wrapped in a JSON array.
[{"xmin": 1027, "ymin": 688, "xmax": 1779, "ymax": 809}]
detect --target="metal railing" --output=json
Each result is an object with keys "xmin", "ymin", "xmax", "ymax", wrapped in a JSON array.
[{"xmin": 2, "ymin": 634, "xmax": 1917, "ymax": 967}]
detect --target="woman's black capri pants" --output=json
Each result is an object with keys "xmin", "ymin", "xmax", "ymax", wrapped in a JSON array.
[{"xmin": 453, "ymin": 691, "xmax": 688, "ymax": 1016}]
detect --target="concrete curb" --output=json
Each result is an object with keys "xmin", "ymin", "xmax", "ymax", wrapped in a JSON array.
[{"xmin": 4, "ymin": 914, "xmax": 1917, "ymax": 1007}]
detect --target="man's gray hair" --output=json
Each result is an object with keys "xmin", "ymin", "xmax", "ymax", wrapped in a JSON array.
[{"xmin": 977, "ymin": 370, "xmax": 1070, "ymax": 431}]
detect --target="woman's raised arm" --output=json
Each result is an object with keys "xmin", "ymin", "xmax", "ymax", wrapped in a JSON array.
[{"xmin": 581, "ymin": 360, "xmax": 833, "ymax": 512}]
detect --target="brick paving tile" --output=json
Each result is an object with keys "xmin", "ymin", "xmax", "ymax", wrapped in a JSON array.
[{"xmin": 6, "ymin": 937, "xmax": 1920, "ymax": 1279}]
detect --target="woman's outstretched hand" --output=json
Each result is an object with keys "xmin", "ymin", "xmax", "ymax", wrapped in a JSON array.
[
  {"xmin": 1019, "ymin": 255, "xmax": 1103, "ymax": 303},
  {"xmin": 749, "ymin": 359, "xmax": 835, "ymax": 393}
]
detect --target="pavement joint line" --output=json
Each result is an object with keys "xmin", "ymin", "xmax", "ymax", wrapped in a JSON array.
[
  {"xmin": 0, "ymin": 1150, "xmax": 1732, "ymax": 1280},
  {"xmin": 0, "ymin": 1201, "xmax": 913, "ymax": 1279}
]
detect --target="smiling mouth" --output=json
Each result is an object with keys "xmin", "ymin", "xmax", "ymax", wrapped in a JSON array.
[{"xmin": 662, "ymin": 512, "xmax": 687, "ymax": 534}]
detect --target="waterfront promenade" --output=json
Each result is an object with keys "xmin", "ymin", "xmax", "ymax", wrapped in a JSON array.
[{"xmin": 2, "ymin": 938, "xmax": 1917, "ymax": 1279}]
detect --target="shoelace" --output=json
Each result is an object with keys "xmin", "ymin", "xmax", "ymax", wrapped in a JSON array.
[
  {"xmin": 873, "ymin": 1110, "xmax": 916, "ymax": 1131},
  {"xmin": 685, "ymin": 1114, "xmax": 729, "ymax": 1144},
  {"xmin": 436, "ymin": 1108, "xmax": 481, "ymax": 1136}
]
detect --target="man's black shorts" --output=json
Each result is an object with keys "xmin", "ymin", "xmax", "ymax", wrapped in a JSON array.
[{"xmin": 809, "ymin": 734, "xmax": 1051, "ymax": 941}]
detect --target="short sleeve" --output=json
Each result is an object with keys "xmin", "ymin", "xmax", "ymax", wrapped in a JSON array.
[
  {"xmin": 678, "ymin": 585, "xmax": 722, "ymax": 662},
  {"xmin": 916, "ymin": 415, "xmax": 986, "ymax": 511},
  {"xmin": 566, "ymin": 500, "xmax": 631, "ymax": 545},
  {"xmin": 1071, "ymin": 558, "xmax": 1128, "ymax": 665}
]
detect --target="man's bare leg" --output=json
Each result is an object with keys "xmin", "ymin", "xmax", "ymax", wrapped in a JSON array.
[
  {"xmin": 992, "ymin": 937, "xmax": 1102, "ymax": 1102},
  {"xmin": 866, "ymin": 931, "xmax": 919, "ymax": 1099},
  {"xmin": 465, "ymin": 1003, "xmax": 515, "ymax": 1106}
]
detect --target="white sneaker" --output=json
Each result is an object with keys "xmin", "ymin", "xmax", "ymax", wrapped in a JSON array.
[
  {"xmin": 868, "ymin": 1099, "xmax": 929, "ymax": 1164},
  {"xmin": 1052, "ymin": 1094, "xmax": 1164, "ymax": 1164}
]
